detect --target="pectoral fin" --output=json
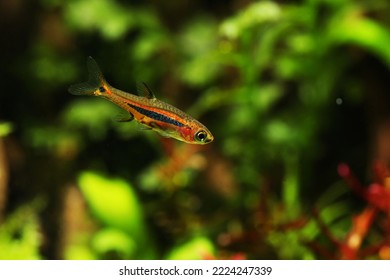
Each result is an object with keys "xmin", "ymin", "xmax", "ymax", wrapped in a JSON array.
[{"xmin": 114, "ymin": 111, "xmax": 134, "ymax": 122}]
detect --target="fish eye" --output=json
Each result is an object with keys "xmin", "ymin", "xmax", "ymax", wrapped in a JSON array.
[{"xmin": 195, "ymin": 130, "xmax": 208, "ymax": 143}]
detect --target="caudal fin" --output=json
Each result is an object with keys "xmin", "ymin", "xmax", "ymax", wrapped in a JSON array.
[{"xmin": 68, "ymin": 56, "xmax": 107, "ymax": 95}]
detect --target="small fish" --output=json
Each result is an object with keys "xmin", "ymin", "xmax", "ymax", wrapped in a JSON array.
[{"xmin": 68, "ymin": 57, "xmax": 214, "ymax": 144}]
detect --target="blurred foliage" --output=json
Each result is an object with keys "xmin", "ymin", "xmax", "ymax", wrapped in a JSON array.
[
  {"xmin": 2, "ymin": 0, "xmax": 390, "ymax": 260},
  {"xmin": 0, "ymin": 205, "xmax": 42, "ymax": 260},
  {"xmin": 166, "ymin": 236, "xmax": 215, "ymax": 260},
  {"xmin": 76, "ymin": 171, "xmax": 155, "ymax": 259},
  {"xmin": 0, "ymin": 123, "xmax": 13, "ymax": 138}
]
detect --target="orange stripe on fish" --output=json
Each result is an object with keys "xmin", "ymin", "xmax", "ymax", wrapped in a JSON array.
[{"xmin": 68, "ymin": 57, "xmax": 214, "ymax": 144}]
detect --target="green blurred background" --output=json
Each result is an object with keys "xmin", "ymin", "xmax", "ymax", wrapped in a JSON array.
[{"xmin": 1, "ymin": 0, "xmax": 390, "ymax": 260}]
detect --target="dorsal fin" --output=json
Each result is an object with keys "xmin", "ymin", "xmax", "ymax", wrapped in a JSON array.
[{"xmin": 136, "ymin": 82, "xmax": 155, "ymax": 99}]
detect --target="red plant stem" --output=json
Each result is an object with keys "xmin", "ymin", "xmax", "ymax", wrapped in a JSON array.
[
  {"xmin": 338, "ymin": 163, "xmax": 367, "ymax": 199},
  {"xmin": 312, "ymin": 208, "xmax": 340, "ymax": 247}
]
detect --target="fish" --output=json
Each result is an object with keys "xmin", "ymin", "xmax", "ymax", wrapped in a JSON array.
[{"xmin": 68, "ymin": 57, "xmax": 214, "ymax": 144}]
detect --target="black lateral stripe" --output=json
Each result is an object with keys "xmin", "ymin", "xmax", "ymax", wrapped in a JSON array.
[{"xmin": 127, "ymin": 104, "xmax": 185, "ymax": 127}]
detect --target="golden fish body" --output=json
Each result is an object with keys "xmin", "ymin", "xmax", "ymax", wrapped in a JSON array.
[{"xmin": 69, "ymin": 57, "xmax": 213, "ymax": 144}]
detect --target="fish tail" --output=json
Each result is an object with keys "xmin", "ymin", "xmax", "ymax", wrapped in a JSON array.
[{"xmin": 68, "ymin": 56, "xmax": 107, "ymax": 95}]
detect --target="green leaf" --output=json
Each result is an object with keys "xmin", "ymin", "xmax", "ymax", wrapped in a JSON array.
[
  {"xmin": 0, "ymin": 122, "xmax": 12, "ymax": 137},
  {"xmin": 92, "ymin": 228, "xmax": 136, "ymax": 259},
  {"xmin": 219, "ymin": 2, "xmax": 281, "ymax": 39},
  {"xmin": 64, "ymin": 245, "xmax": 96, "ymax": 260},
  {"xmin": 78, "ymin": 171, "xmax": 144, "ymax": 239},
  {"xmin": 166, "ymin": 236, "xmax": 214, "ymax": 260},
  {"xmin": 328, "ymin": 9, "xmax": 390, "ymax": 65},
  {"xmin": 65, "ymin": 0, "xmax": 134, "ymax": 40},
  {"xmin": 265, "ymin": 120, "xmax": 292, "ymax": 144},
  {"xmin": 178, "ymin": 17, "xmax": 221, "ymax": 86},
  {"xmin": 0, "ymin": 207, "xmax": 42, "ymax": 260}
]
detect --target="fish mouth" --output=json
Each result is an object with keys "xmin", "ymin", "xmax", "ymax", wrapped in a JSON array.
[{"xmin": 205, "ymin": 136, "xmax": 214, "ymax": 144}]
